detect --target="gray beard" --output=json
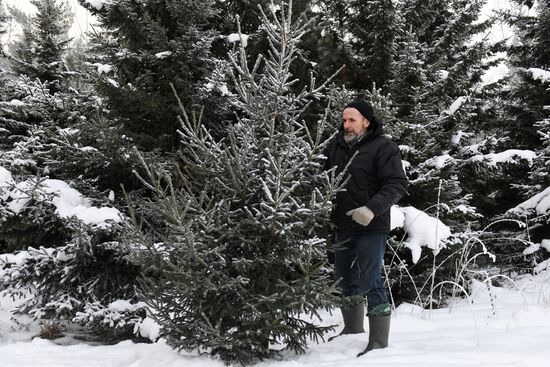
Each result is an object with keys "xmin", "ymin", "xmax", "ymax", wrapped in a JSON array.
[{"xmin": 344, "ymin": 130, "xmax": 366, "ymax": 144}]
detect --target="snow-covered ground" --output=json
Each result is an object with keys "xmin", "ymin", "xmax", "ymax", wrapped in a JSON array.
[{"xmin": 1, "ymin": 270, "xmax": 549, "ymax": 367}]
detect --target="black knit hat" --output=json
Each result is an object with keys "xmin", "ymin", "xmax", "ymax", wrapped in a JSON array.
[{"xmin": 345, "ymin": 100, "xmax": 374, "ymax": 122}]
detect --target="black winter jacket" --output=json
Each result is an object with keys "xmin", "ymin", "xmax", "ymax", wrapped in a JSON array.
[{"xmin": 324, "ymin": 119, "xmax": 408, "ymax": 234}]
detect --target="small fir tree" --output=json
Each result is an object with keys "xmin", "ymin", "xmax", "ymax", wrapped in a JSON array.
[{"xmin": 131, "ymin": 2, "xmax": 344, "ymax": 364}]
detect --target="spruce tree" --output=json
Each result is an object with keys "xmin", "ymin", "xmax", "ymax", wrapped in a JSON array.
[
  {"xmin": 383, "ymin": 1, "xmax": 497, "ymax": 229},
  {"xmin": 313, "ymin": 0, "xmax": 403, "ymax": 90},
  {"xmin": 131, "ymin": 2, "xmax": 343, "ymax": 364},
  {"xmin": 0, "ymin": 2, "xmax": 146, "ymax": 339},
  {"xmin": 78, "ymin": 0, "xmax": 225, "ymax": 151},
  {"xmin": 349, "ymin": 0, "xmax": 401, "ymax": 89},
  {"xmin": 10, "ymin": 0, "xmax": 72, "ymax": 92},
  {"xmin": 488, "ymin": 0, "xmax": 550, "ymax": 269},
  {"xmin": 0, "ymin": 0, "xmax": 9, "ymax": 80},
  {"xmin": 0, "ymin": 86, "xmax": 147, "ymax": 341},
  {"xmin": 0, "ymin": 0, "xmax": 7, "ymax": 56}
]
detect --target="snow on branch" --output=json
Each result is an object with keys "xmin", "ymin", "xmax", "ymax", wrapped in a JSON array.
[
  {"xmin": 469, "ymin": 149, "xmax": 537, "ymax": 166},
  {"xmin": 227, "ymin": 33, "xmax": 250, "ymax": 48},
  {"xmin": 0, "ymin": 167, "xmax": 121, "ymax": 228},
  {"xmin": 391, "ymin": 205, "xmax": 453, "ymax": 263},
  {"xmin": 528, "ymin": 68, "xmax": 550, "ymax": 83},
  {"xmin": 507, "ymin": 186, "xmax": 550, "ymax": 217}
]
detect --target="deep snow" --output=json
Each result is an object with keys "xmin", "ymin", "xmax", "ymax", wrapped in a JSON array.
[{"xmin": 1, "ymin": 269, "xmax": 549, "ymax": 367}]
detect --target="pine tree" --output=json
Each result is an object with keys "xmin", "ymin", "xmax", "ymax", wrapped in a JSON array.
[
  {"xmin": 79, "ymin": 0, "xmax": 226, "ymax": 151},
  {"xmin": 131, "ymin": 2, "xmax": 343, "ymax": 364},
  {"xmin": 10, "ymin": 0, "xmax": 72, "ymax": 91},
  {"xmin": 0, "ymin": 0, "xmax": 9, "ymax": 87},
  {"xmin": 313, "ymin": 0, "xmax": 403, "ymax": 90},
  {"xmin": 0, "ymin": 0, "xmax": 8, "ymax": 57},
  {"xmin": 350, "ymin": 0, "xmax": 402, "ymax": 89},
  {"xmin": 487, "ymin": 0, "xmax": 550, "ymax": 270}
]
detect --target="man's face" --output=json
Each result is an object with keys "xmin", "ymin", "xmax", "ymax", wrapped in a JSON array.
[{"xmin": 342, "ymin": 107, "xmax": 370, "ymax": 143}]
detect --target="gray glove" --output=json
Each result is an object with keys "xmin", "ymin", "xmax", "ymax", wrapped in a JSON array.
[{"xmin": 346, "ymin": 206, "xmax": 375, "ymax": 227}]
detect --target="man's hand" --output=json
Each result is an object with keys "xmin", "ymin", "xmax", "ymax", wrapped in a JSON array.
[{"xmin": 346, "ymin": 206, "xmax": 375, "ymax": 227}]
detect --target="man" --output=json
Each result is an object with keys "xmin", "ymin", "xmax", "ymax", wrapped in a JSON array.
[{"xmin": 324, "ymin": 100, "xmax": 408, "ymax": 356}]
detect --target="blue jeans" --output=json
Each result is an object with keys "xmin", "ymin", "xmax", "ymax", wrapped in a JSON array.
[{"xmin": 334, "ymin": 232, "xmax": 388, "ymax": 311}]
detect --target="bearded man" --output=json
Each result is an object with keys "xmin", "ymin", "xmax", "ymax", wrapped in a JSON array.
[{"xmin": 324, "ymin": 100, "xmax": 408, "ymax": 356}]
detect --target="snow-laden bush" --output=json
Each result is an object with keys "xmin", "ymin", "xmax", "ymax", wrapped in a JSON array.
[
  {"xmin": 0, "ymin": 169, "xmax": 71, "ymax": 252},
  {"xmin": 0, "ymin": 51, "xmax": 154, "ymax": 342},
  {"xmin": 0, "ymin": 75, "xmax": 145, "ymax": 197},
  {"xmin": 0, "ymin": 167, "xmax": 121, "ymax": 250},
  {"xmin": 0, "ymin": 224, "xmax": 146, "ymax": 341},
  {"xmin": 0, "ymin": 167, "xmax": 146, "ymax": 341}
]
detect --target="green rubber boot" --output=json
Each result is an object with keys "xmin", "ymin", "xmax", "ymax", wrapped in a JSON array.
[
  {"xmin": 328, "ymin": 302, "xmax": 365, "ymax": 342},
  {"xmin": 357, "ymin": 314, "xmax": 390, "ymax": 357}
]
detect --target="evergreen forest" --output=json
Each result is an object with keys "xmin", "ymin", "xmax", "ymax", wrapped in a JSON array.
[{"xmin": 0, "ymin": 0, "xmax": 548, "ymax": 364}]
